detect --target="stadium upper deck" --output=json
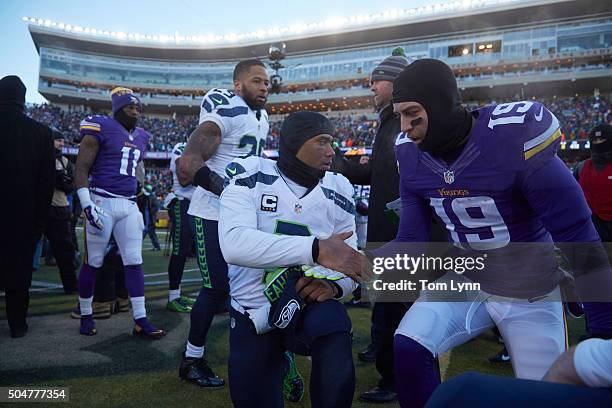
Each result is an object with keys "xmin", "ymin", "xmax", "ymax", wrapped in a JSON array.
[{"xmin": 27, "ymin": 0, "xmax": 612, "ymax": 113}]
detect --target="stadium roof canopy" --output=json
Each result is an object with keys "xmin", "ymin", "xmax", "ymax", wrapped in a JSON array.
[{"xmin": 27, "ymin": 0, "xmax": 609, "ymax": 61}]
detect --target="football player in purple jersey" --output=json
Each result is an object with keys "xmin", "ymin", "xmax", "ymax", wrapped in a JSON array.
[
  {"xmin": 74, "ymin": 87, "xmax": 164, "ymax": 339},
  {"xmin": 377, "ymin": 59, "xmax": 612, "ymax": 407}
]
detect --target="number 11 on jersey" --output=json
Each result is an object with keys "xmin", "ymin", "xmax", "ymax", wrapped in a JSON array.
[{"xmin": 120, "ymin": 146, "xmax": 141, "ymax": 176}]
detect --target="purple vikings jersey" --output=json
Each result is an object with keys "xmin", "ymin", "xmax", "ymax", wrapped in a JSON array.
[
  {"xmin": 80, "ymin": 115, "xmax": 149, "ymax": 197},
  {"xmin": 394, "ymin": 101, "xmax": 600, "ymax": 297}
]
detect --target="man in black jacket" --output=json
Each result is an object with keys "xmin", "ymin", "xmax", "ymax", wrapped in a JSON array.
[
  {"xmin": 331, "ymin": 49, "xmax": 408, "ymax": 403},
  {"xmin": 0, "ymin": 75, "xmax": 55, "ymax": 338},
  {"xmin": 44, "ymin": 128, "xmax": 78, "ymax": 294},
  {"xmin": 138, "ymin": 183, "xmax": 161, "ymax": 251}
]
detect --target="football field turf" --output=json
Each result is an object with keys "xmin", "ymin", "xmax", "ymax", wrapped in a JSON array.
[{"xmin": 0, "ymin": 231, "xmax": 586, "ymax": 407}]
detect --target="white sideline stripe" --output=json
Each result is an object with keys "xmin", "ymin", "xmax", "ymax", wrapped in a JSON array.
[
  {"xmin": 76, "ymin": 227, "xmax": 170, "ymax": 235},
  {"xmin": 142, "ymin": 244, "xmax": 170, "ymax": 249},
  {"xmin": 143, "ymin": 278, "xmax": 201, "ymax": 286},
  {"xmin": 144, "ymin": 268, "xmax": 198, "ymax": 278},
  {"xmin": 1, "ymin": 275, "xmax": 202, "ymax": 296},
  {"xmin": 31, "ymin": 280, "xmax": 64, "ymax": 289}
]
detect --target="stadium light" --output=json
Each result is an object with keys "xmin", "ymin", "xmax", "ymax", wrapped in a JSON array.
[{"xmin": 21, "ymin": 1, "xmax": 529, "ymax": 46}]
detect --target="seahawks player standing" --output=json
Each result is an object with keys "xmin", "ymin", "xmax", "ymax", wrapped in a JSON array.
[
  {"xmin": 165, "ymin": 141, "xmax": 196, "ymax": 313},
  {"xmin": 219, "ymin": 111, "xmax": 364, "ymax": 408},
  {"xmin": 176, "ymin": 60, "xmax": 304, "ymax": 397},
  {"xmin": 75, "ymin": 87, "xmax": 164, "ymax": 339},
  {"xmin": 383, "ymin": 59, "xmax": 612, "ymax": 407}
]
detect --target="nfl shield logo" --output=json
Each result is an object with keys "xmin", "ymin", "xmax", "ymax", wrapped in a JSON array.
[
  {"xmin": 128, "ymin": 134, "xmax": 134, "ymax": 141},
  {"xmin": 294, "ymin": 204, "xmax": 302, "ymax": 214},
  {"xmin": 443, "ymin": 170, "xmax": 455, "ymax": 184}
]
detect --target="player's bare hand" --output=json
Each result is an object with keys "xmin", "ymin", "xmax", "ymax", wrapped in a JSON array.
[
  {"xmin": 295, "ymin": 277, "xmax": 336, "ymax": 303},
  {"xmin": 317, "ymin": 232, "xmax": 367, "ymax": 283}
]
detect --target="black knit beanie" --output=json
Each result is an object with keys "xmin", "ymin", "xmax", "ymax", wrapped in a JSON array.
[{"xmin": 278, "ymin": 111, "xmax": 335, "ymax": 189}]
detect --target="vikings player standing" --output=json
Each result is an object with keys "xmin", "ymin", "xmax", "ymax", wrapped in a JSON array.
[
  {"xmin": 75, "ymin": 87, "xmax": 164, "ymax": 339},
  {"xmin": 381, "ymin": 59, "xmax": 612, "ymax": 407}
]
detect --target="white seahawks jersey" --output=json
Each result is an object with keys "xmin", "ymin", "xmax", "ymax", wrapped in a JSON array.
[
  {"xmin": 170, "ymin": 142, "xmax": 195, "ymax": 201},
  {"xmin": 188, "ymin": 88, "xmax": 269, "ymax": 220},
  {"xmin": 218, "ymin": 155, "xmax": 359, "ymax": 309}
]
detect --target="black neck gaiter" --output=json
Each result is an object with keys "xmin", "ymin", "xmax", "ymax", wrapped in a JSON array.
[
  {"xmin": 393, "ymin": 59, "xmax": 472, "ymax": 156},
  {"xmin": 278, "ymin": 111, "xmax": 335, "ymax": 189},
  {"xmin": 277, "ymin": 149, "xmax": 324, "ymax": 189},
  {"xmin": 114, "ymin": 110, "xmax": 137, "ymax": 132}
]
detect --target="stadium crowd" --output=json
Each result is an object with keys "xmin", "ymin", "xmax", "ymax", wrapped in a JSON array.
[
  {"xmin": 144, "ymin": 167, "xmax": 173, "ymax": 202},
  {"xmin": 26, "ymin": 94, "xmax": 611, "ymax": 153},
  {"xmin": 24, "ymin": 94, "xmax": 610, "ymax": 203}
]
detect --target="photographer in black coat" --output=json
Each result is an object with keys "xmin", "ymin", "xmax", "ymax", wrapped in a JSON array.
[
  {"xmin": 44, "ymin": 129, "xmax": 78, "ymax": 294},
  {"xmin": 0, "ymin": 75, "xmax": 54, "ymax": 338}
]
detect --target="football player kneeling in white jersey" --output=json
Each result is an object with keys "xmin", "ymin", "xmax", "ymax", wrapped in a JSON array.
[{"xmin": 219, "ymin": 111, "xmax": 367, "ymax": 408}]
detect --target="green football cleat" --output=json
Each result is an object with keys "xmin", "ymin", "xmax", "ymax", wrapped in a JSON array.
[
  {"xmin": 283, "ymin": 351, "xmax": 304, "ymax": 403},
  {"xmin": 179, "ymin": 295, "xmax": 196, "ymax": 306},
  {"xmin": 167, "ymin": 298, "xmax": 192, "ymax": 313}
]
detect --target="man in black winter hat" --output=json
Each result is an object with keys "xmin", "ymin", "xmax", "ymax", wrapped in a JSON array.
[
  {"xmin": 0, "ymin": 75, "xmax": 55, "ymax": 338},
  {"xmin": 43, "ymin": 128, "xmax": 78, "ymax": 294}
]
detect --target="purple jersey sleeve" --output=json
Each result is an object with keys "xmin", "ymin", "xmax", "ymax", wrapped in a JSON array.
[
  {"xmin": 394, "ymin": 178, "xmax": 431, "ymax": 242},
  {"xmin": 478, "ymin": 101, "xmax": 561, "ymax": 172},
  {"xmin": 392, "ymin": 136, "xmax": 431, "ymax": 242},
  {"xmin": 79, "ymin": 115, "xmax": 104, "ymax": 142},
  {"xmin": 371, "ymin": 140, "xmax": 431, "ymax": 260},
  {"xmin": 521, "ymin": 155, "xmax": 598, "ymax": 242},
  {"xmin": 522, "ymin": 155, "xmax": 612, "ymax": 302}
]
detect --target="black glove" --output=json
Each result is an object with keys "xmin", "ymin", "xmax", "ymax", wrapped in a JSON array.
[
  {"xmin": 193, "ymin": 165, "xmax": 225, "ymax": 196},
  {"xmin": 267, "ymin": 266, "xmax": 305, "ymax": 330}
]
